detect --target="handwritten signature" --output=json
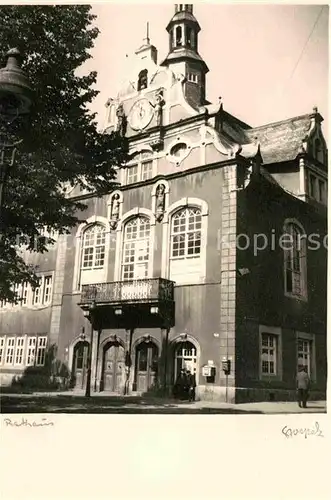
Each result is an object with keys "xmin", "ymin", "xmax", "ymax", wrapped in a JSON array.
[
  {"xmin": 3, "ymin": 417, "xmax": 54, "ymax": 428},
  {"xmin": 282, "ymin": 421, "xmax": 324, "ymax": 439}
]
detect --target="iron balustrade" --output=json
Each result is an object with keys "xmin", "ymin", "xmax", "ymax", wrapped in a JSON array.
[{"xmin": 81, "ymin": 278, "xmax": 174, "ymax": 305}]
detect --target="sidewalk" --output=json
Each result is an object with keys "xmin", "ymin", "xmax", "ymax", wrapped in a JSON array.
[{"xmin": 0, "ymin": 390, "xmax": 327, "ymax": 414}]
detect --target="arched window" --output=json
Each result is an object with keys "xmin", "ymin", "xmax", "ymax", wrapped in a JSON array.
[
  {"xmin": 81, "ymin": 224, "xmax": 106, "ymax": 270},
  {"xmin": 283, "ymin": 222, "xmax": 307, "ymax": 300},
  {"xmin": 137, "ymin": 69, "xmax": 148, "ymax": 91},
  {"xmin": 185, "ymin": 26, "xmax": 192, "ymax": 47},
  {"xmin": 169, "ymin": 207, "xmax": 202, "ymax": 282},
  {"xmin": 122, "ymin": 216, "xmax": 151, "ymax": 280},
  {"xmin": 176, "ymin": 26, "xmax": 183, "ymax": 47},
  {"xmin": 174, "ymin": 341, "xmax": 197, "ymax": 380}
]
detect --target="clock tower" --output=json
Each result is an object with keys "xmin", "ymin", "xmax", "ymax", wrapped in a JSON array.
[{"xmin": 160, "ymin": 4, "xmax": 209, "ymax": 108}]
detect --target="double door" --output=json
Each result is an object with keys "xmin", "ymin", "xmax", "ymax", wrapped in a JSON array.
[
  {"xmin": 102, "ymin": 342, "xmax": 125, "ymax": 392},
  {"xmin": 135, "ymin": 342, "xmax": 158, "ymax": 392}
]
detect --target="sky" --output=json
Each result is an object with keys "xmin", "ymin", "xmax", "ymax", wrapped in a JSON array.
[{"xmin": 83, "ymin": 2, "xmax": 329, "ymax": 138}]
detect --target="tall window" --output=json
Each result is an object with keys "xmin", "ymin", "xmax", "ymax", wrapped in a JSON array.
[
  {"xmin": 284, "ymin": 222, "xmax": 307, "ymax": 299},
  {"xmin": 169, "ymin": 207, "xmax": 203, "ymax": 283},
  {"xmin": 43, "ymin": 276, "xmax": 53, "ymax": 304},
  {"xmin": 82, "ymin": 224, "xmax": 106, "ymax": 270},
  {"xmin": 297, "ymin": 338, "xmax": 312, "ymax": 375},
  {"xmin": 36, "ymin": 337, "xmax": 47, "ymax": 366},
  {"xmin": 122, "ymin": 216, "xmax": 151, "ymax": 280},
  {"xmin": 261, "ymin": 333, "xmax": 277, "ymax": 375},
  {"xmin": 26, "ymin": 337, "xmax": 36, "ymax": 366},
  {"xmin": 5, "ymin": 338, "xmax": 15, "ymax": 365},
  {"xmin": 171, "ymin": 207, "xmax": 201, "ymax": 258},
  {"xmin": 14, "ymin": 337, "xmax": 25, "ymax": 365},
  {"xmin": 0, "ymin": 337, "xmax": 5, "ymax": 364}
]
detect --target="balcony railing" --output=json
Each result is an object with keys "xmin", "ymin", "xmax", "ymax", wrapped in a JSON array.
[{"xmin": 80, "ymin": 278, "xmax": 174, "ymax": 305}]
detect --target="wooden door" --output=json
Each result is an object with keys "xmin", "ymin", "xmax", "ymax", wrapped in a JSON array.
[
  {"xmin": 136, "ymin": 342, "xmax": 159, "ymax": 392},
  {"xmin": 103, "ymin": 343, "xmax": 125, "ymax": 392},
  {"xmin": 73, "ymin": 341, "xmax": 89, "ymax": 389}
]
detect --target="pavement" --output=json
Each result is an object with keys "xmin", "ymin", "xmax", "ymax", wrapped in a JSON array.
[{"xmin": 0, "ymin": 391, "xmax": 327, "ymax": 414}]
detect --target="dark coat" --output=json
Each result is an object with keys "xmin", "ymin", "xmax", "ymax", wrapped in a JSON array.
[{"xmin": 296, "ymin": 370, "xmax": 310, "ymax": 389}]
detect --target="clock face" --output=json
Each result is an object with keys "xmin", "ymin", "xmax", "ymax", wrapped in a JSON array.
[{"xmin": 128, "ymin": 99, "xmax": 154, "ymax": 131}]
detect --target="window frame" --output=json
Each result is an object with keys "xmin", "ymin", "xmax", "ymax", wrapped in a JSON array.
[
  {"xmin": 259, "ymin": 325, "xmax": 282, "ymax": 381},
  {"xmin": 0, "ymin": 337, "xmax": 5, "ymax": 365},
  {"xmin": 308, "ymin": 170, "xmax": 327, "ymax": 205},
  {"xmin": 81, "ymin": 224, "xmax": 106, "ymax": 271},
  {"xmin": 36, "ymin": 336, "xmax": 48, "ymax": 367},
  {"xmin": 26, "ymin": 337, "xmax": 37, "ymax": 366},
  {"xmin": 126, "ymin": 151, "xmax": 155, "ymax": 185},
  {"xmin": 14, "ymin": 337, "xmax": 26, "ymax": 366},
  {"xmin": 162, "ymin": 198, "xmax": 208, "ymax": 285},
  {"xmin": 4, "ymin": 337, "xmax": 16, "ymax": 366},
  {"xmin": 283, "ymin": 220, "xmax": 308, "ymax": 301},
  {"xmin": 296, "ymin": 331, "xmax": 316, "ymax": 381},
  {"xmin": 121, "ymin": 215, "xmax": 152, "ymax": 281},
  {"xmin": 187, "ymin": 72, "xmax": 198, "ymax": 84},
  {"xmin": 170, "ymin": 207, "xmax": 202, "ymax": 261},
  {"xmin": 73, "ymin": 216, "xmax": 111, "ymax": 291}
]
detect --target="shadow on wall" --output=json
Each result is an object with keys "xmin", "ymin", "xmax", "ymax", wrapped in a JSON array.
[{"xmin": 10, "ymin": 344, "xmax": 71, "ymax": 393}]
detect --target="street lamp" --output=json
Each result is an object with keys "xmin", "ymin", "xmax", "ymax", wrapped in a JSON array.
[
  {"xmin": 0, "ymin": 48, "xmax": 33, "ymax": 234},
  {"xmin": 83, "ymin": 300, "xmax": 97, "ymax": 397}
]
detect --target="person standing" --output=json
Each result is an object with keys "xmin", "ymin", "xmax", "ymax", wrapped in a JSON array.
[
  {"xmin": 187, "ymin": 370, "xmax": 197, "ymax": 402},
  {"xmin": 296, "ymin": 366, "xmax": 310, "ymax": 408}
]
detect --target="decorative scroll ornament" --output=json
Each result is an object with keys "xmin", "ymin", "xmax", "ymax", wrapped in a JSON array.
[
  {"xmin": 155, "ymin": 183, "xmax": 165, "ymax": 222},
  {"xmin": 110, "ymin": 193, "xmax": 120, "ymax": 230}
]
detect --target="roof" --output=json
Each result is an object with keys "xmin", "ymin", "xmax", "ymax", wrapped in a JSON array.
[
  {"xmin": 166, "ymin": 11, "xmax": 201, "ymax": 32},
  {"xmin": 160, "ymin": 47, "xmax": 209, "ymax": 73},
  {"xmin": 245, "ymin": 114, "xmax": 312, "ymax": 165}
]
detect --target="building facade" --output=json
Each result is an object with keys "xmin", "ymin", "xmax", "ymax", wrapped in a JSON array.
[{"xmin": 0, "ymin": 5, "xmax": 327, "ymax": 402}]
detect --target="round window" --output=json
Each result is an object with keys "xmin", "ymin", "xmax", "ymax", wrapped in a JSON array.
[{"xmin": 170, "ymin": 142, "xmax": 188, "ymax": 158}]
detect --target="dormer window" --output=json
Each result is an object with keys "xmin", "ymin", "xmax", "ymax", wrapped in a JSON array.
[{"xmin": 138, "ymin": 69, "xmax": 148, "ymax": 91}]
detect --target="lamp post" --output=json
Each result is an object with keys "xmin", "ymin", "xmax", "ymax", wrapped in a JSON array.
[
  {"xmin": 0, "ymin": 48, "xmax": 33, "ymax": 235},
  {"xmin": 83, "ymin": 300, "xmax": 97, "ymax": 397}
]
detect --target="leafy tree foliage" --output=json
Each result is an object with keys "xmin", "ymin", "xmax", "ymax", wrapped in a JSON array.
[{"xmin": 0, "ymin": 5, "xmax": 128, "ymax": 302}]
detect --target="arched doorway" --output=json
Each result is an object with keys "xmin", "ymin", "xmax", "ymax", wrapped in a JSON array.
[
  {"xmin": 174, "ymin": 341, "xmax": 198, "ymax": 381},
  {"xmin": 101, "ymin": 341, "xmax": 125, "ymax": 392},
  {"xmin": 72, "ymin": 341, "xmax": 89, "ymax": 390},
  {"xmin": 134, "ymin": 341, "xmax": 159, "ymax": 392}
]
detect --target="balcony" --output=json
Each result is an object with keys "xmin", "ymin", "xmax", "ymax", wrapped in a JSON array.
[
  {"xmin": 81, "ymin": 278, "xmax": 174, "ymax": 305},
  {"xmin": 79, "ymin": 278, "xmax": 175, "ymax": 329}
]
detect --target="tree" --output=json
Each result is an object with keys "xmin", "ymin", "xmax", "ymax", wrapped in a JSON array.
[{"xmin": 0, "ymin": 5, "xmax": 128, "ymax": 302}]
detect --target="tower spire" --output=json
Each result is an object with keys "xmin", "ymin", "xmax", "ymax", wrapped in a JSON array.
[
  {"xmin": 160, "ymin": 3, "xmax": 209, "ymax": 106},
  {"xmin": 143, "ymin": 21, "xmax": 150, "ymax": 45}
]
